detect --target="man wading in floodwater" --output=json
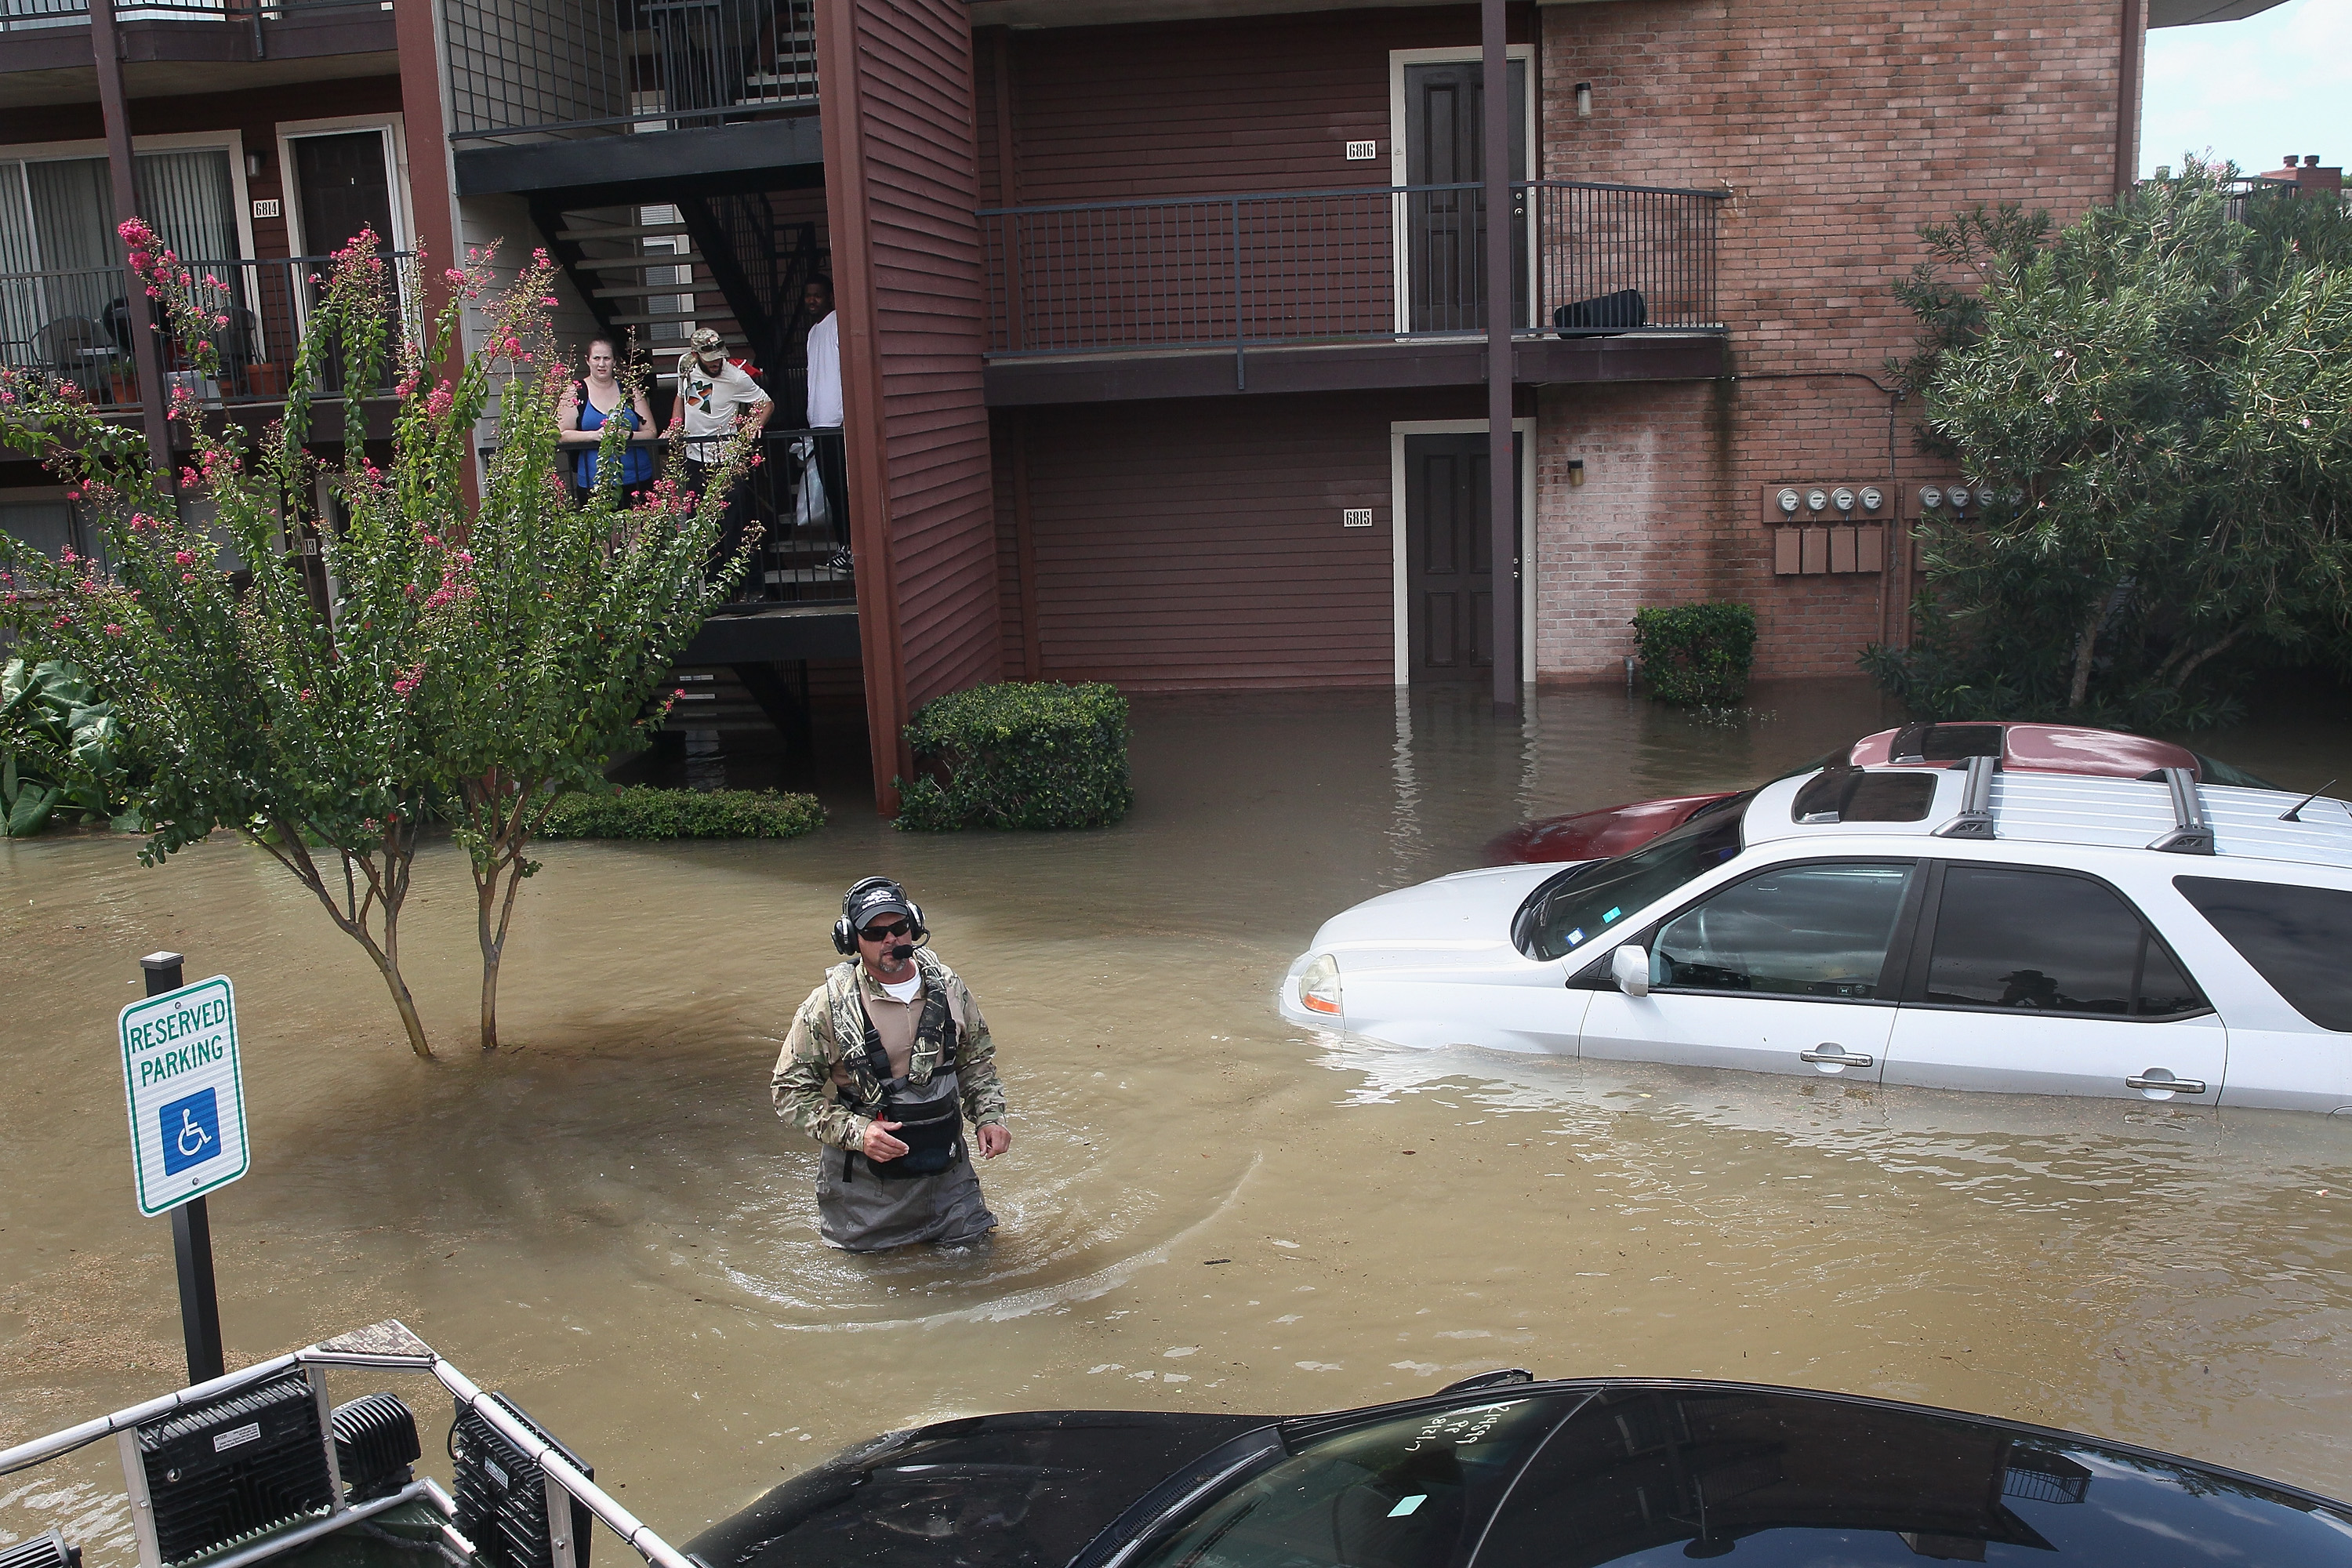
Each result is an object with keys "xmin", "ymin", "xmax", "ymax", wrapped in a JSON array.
[{"xmin": 771, "ymin": 877, "xmax": 1011, "ymax": 1250}]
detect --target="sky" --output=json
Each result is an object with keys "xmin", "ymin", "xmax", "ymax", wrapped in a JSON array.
[{"xmin": 2140, "ymin": 0, "xmax": 2352, "ymax": 177}]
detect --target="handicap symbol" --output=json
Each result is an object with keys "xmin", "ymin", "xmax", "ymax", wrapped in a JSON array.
[{"xmin": 160, "ymin": 1087, "xmax": 222, "ymax": 1177}]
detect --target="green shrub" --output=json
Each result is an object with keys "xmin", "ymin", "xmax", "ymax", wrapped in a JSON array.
[
  {"xmin": 540, "ymin": 786, "xmax": 825, "ymax": 840},
  {"xmin": 2, "ymin": 656, "xmax": 149, "ymax": 836},
  {"xmin": 1632, "ymin": 602, "xmax": 1759, "ymax": 707},
  {"xmin": 895, "ymin": 681, "xmax": 1132, "ymax": 832}
]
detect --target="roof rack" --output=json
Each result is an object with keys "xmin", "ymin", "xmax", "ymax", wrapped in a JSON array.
[
  {"xmin": 1933, "ymin": 753, "xmax": 1998, "ymax": 839},
  {"xmin": 2148, "ymin": 765, "xmax": 2216, "ymax": 855}
]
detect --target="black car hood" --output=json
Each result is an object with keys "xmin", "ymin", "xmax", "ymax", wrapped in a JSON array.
[{"xmin": 684, "ymin": 1411, "xmax": 1271, "ymax": 1568}]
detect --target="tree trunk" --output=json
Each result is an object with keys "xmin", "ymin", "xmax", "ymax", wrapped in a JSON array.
[
  {"xmin": 471, "ymin": 781, "xmax": 539, "ymax": 1051},
  {"xmin": 475, "ymin": 858, "xmax": 503, "ymax": 1052},
  {"xmin": 261, "ymin": 828, "xmax": 434, "ymax": 1057},
  {"xmin": 2067, "ymin": 582, "xmax": 2129, "ymax": 711}
]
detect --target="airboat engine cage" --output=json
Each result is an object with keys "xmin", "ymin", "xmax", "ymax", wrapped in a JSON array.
[{"xmin": 0, "ymin": 1321, "xmax": 691, "ymax": 1568}]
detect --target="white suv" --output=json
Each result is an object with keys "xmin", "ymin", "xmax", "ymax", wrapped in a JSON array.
[{"xmin": 1278, "ymin": 759, "xmax": 2352, "ymax": 1113}]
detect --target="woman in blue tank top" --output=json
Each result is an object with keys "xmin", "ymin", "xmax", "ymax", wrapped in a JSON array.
[{"xmin": 558, "ymin": 337, "xmax": 656, "ymax": 502}]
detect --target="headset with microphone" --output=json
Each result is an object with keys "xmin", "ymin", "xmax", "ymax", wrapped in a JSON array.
[{"xmin": 832, "ymin": 875, "xmax": 930, "ymax": 957}]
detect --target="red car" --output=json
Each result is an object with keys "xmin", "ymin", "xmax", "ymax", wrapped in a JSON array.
[{"xmin": 1485, "ymin": 720, "xmax": 2273, "ymax": 865}]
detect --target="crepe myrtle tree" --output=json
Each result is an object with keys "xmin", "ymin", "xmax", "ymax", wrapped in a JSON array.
[
  {"xmin": 1867, "ymin": 161, "xmax": 2352, "ymax": 725},
  {"xmin": 0, "ymin": 222, "xmax": 757, "ymax": 1055},
  {"xmin": 414, "ymin": 314, "xmax": 758, "ymax": 1052},
  {"xmin": 0, "ymin": 223, "xmax": 455, "ymax": 1053}
]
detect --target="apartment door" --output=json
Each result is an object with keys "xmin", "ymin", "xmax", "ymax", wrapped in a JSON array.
[
  {"xmin": 1400, "ymin": 59, "xmax": 1527, "ymax": 332},
  {"xmin": 291, "ymin": 132, "xmax": 395, "ymax": 257},
  {"xmin": 1404, "ymin": 432, "xmax": 1519, "ymax": 682}
]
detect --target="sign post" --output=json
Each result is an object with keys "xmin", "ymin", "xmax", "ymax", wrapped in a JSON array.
[{"xmin": 121, "ymin": 952, "xmax": 245, "ymax": 1384}]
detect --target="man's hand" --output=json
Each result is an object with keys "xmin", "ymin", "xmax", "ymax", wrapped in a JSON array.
[
  {"xmin": 975, "ymin": 1123, "xmax": 1011, "ymax": 1160},
  {"xmin": 859, "ymin": 1119, "xmax": 908, "ymax": 1161}
]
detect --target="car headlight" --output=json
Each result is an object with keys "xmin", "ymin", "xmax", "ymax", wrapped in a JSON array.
[{"xmin": 1300, "ymin": 953, "xmax": 1342, "ymax": 1016}]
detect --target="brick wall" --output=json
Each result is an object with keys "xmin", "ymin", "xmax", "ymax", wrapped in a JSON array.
[{"xmin": 1533, "ymin": 0, "xmax": 2136, "ymax": 681}]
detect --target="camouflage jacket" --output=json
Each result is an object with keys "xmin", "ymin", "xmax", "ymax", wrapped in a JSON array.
[{"xmin": 770, "ymin": 950, "xmax": 1007, "ymax": 1151}]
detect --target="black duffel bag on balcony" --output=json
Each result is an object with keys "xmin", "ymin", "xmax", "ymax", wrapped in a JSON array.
[{"xmin": 1554, "ymin": 288, "xmax": 1646, "ymax": 337}]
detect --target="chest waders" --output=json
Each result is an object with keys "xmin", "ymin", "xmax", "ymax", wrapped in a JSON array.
[{"xmin": 842, "ymin": 982, "xmax": 965, "ymax": 1182}]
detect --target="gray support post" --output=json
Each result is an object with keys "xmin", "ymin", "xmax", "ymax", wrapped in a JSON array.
[
  {"xmin": 143, "ymin": 951, "xmax": 225, "ymax": 1385},
  {"xmin": 1482, "ymin": 0, "xmax": 1518, "ymax": 712},
  {"xmin": 89, "ymin": 0, "xmax": 175, "ymax": 483}
]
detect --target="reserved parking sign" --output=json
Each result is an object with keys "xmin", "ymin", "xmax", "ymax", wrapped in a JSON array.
[{"xmin": 119, "ymin": 975, "xmax": 249, "ymax": 1215}]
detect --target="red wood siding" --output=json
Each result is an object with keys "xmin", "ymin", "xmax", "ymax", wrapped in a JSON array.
[
  {"xmin": 975, "ymin": 5, "xmax": 1534, "ymax": 207},
  {"xmin": 1009, "ymin": 389, "xmax": 1483, "ymax": 691},
  {"xmin": 0, "ymin": 78, "xmax": 406, "ymax": 264},
  {"xmin": 818, "ymin": 0, "xmax": 1000, "ymax": 808}
]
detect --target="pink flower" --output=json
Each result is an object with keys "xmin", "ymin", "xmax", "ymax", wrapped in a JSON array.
[
  {"xmin": 298, "ymin": 688, "xmax": 313, "ymax": 702},
  {"xmin": 51, "ymin": 614, "xmax": 71, "ymax": 628},
  {"xmin": 180, "ymin": 572, "xmax": 196, "ymax": 583},
  {"xmin": 541, "ymin": 296, "xmax": 560, "ymax": 306},
  {"xmin": 104, "ymin": 623, "xmax": 124, "ymax": 638},
  {"xmin": 174, "ymin": 550, "xmax": 195, "ymax": 565}
]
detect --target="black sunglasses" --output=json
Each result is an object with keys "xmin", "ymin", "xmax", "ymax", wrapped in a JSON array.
[{"xmin": 859, "ymin": 918, "xmax": 913, "ymax": 942}]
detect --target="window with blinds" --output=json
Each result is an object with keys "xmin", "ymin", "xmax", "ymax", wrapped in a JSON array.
[{"xmin": 0, "ymin": 147, "xmax": 238, "ymax": 375}]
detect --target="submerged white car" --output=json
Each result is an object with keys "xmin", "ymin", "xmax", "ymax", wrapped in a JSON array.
[{"xmin": 1279, "ymin": 757, "xmax": 2352, "ymax": 1113}]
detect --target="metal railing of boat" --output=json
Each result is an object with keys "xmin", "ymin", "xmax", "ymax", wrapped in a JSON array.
[{"xmin": 0, "ymin": 1319, "xmax": 692, "ymax": 1568}]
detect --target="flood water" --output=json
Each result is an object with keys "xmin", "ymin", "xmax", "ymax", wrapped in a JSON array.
[{"xmin": 7, "ymin": 679, "xmax": 2352, "ymax": 1559}]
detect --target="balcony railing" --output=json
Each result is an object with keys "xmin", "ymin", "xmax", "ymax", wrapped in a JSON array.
[
  {"xmin": 442, "ymin": 0, "xmax": 817, "ymax": 141},
  {"xmin": 0, "ymin": 0, "xmax": 382, "ymax": 34},
  {"xmin": 979, "ymin": 179, "xmax": 1727, "ymax": 358},
  {"xmin": 0, "ymin": 253, "xmax": 417, "ymax": 412}
]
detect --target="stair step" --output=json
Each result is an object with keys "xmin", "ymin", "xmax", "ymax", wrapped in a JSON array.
[
  {"xmin": 571, "ymin": 251, "xmax": 707, "ymax": 271},
  {"xmin": 558, "ymin": 221, "xmax": 695, "ymax": 241},
  {"xmin": 608, "ymin": 309, "xmax": 739, "ymax": 325},
  {"xmin": 592, "ymin": 282, "xmax": 722, "ymax": 299}
]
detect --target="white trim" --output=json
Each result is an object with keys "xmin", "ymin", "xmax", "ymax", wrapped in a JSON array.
[
  {"xmin": 274, "ymin": 114, "xmax": 413, "ymax": 257},
  {"xmin": 0, "ymin": 129, "xmax": 256, "ymax": 266},
  {"xmin": 1386, "ymin": 45, "xmax": 1538, "ymax": 336},
  {"xmin": 1389, "ymin": 416, "xmax": 1537, "ymax": 688}
]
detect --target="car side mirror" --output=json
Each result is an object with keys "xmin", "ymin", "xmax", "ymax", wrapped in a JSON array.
[{"xmin": 1612, "ymin": 944, "xmax": 1650, "ymax": 997}]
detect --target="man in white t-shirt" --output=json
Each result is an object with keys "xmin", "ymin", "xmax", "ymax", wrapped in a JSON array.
[
  {"xmin": 800, "ymin": 276, "xmax": 852, "ymax": 578},
  {"xmin": 663, "ymin": 327, "xmax": 772, "ymax": 602}
]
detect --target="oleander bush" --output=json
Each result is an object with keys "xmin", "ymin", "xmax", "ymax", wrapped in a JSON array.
[
  {"xmin": 895, "ymin": 681, "xmax": 1132, "ymax": 831},
  {"xmin": 1633, "ymin": 601, "xmax": 1759, "ymax": 707},
  {"xmin": 541, "ymin": 786, "xmax": 824, "ymax": 840}
]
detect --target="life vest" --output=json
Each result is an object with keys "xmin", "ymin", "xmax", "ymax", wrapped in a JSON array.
[{"xmin": 827, "ymin": 955, "xmax": 965, "ymax": 1181}]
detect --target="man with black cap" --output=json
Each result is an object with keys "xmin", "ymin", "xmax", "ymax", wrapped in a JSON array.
[
  {"xmin": 771, "ymin": 877, "xmax": 1011, "ymax": 1250},
  {"xmin": 663, "ymin": 326, "xmax": 772, "ymax": 601}
]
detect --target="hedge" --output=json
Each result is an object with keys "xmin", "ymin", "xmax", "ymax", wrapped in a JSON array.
[
  {"xmin": 1632, "ymin": 601, "xmax": 1759, "ymax": 707},
  {"xmin": 540, "ymin": 786, "xmax": 826, "ymax": 840},
  {"xmin": 895, "ymin": 681, "xmax": 1133, "ymax": 831}
]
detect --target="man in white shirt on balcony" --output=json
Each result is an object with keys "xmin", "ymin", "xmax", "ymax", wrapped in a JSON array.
[
  {"xmin": 665, "ymin": 326, "xmax": 772, "ymax": 604},
  {"xmin": 801, "ymin": 275, "xmax": 851, "ymax": 579}
]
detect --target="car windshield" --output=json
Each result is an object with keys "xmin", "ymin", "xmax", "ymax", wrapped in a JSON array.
[
  {"xmin": 2190, "ymin": 751, "xmax": 2279, "ymax": 789},
  {"xmin": 1124, "ymin": 1396, "xmax": 1566, "ymax": 1568},
  {"xmin": 1515, "ymin": 794, "xmax": 1749, "ymax": 961}
]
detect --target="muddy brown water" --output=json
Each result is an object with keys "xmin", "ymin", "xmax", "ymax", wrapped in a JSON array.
[{"xmin": 7, "ymin": 680, "xmax": 2352, "ymax": 1560}]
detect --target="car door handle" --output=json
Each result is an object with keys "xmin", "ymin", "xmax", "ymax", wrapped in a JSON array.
[
  {"xmin": 2126, "ymin": 1073, "xmax": 2209, "ymax": 1095},
  {"xmin": 1800, "ymin": 1045, "xmax": 1875, "ymax": 1066}
]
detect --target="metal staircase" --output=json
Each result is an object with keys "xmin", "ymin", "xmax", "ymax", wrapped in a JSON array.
[{"xmin": 532, "ymin": 197, "xmax": 827, "ymax": 420}]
